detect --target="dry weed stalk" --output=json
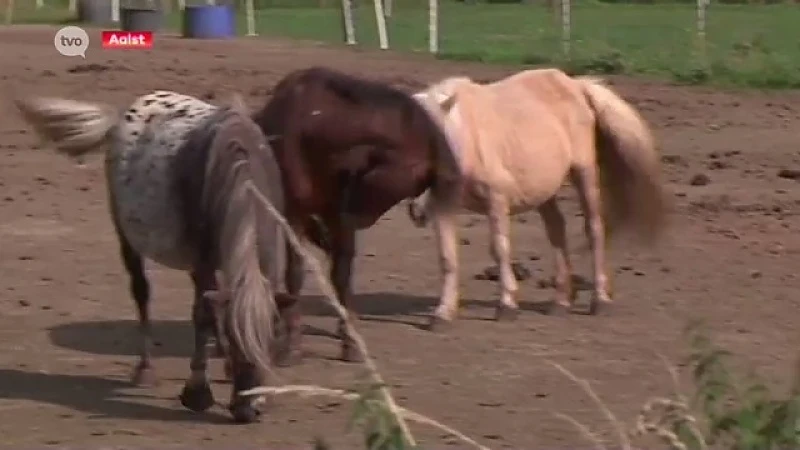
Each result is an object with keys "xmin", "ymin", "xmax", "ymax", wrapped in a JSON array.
[
  {"xmin": 241, "ymin": 384, "xmax": 491, "ymax": 450},
  {"xmin": 631, "ymin": 355, "xmax": 707, "ymax": 450},
  {"xmin": 241, "ymin": 181, "xmax": 494, "ymax": 450},
  {"xmin": 547, "ymin": 360, "xmax": 632, "ymax": 450}
]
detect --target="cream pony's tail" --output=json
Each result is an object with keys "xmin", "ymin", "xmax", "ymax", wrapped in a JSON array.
[
  {"xmin": 14, "ymin": 96, "xmax": 119, "ymax": 161},
  {"xmin": 577, "ymin": 76, "xmax": 670, "ymax": 245}
]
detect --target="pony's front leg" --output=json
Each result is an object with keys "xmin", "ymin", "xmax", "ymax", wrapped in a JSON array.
[
  {"xmin": 429, "ymin": 211, "xmax": 460, "ymax": 331},
  {"xmin": 487, "ymin": 193, "xmax": 519, "ymax": 321},
  {"xmin": 179, "ymin": 268, "xmax": 218, "ymax": 413},
  {"xmin": 571, "ymin": 166, "xmax": 612, "ymax": 314}
]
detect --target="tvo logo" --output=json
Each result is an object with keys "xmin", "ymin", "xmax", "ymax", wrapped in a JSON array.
[{"xmin": 54, "ymin": 26, "xmax": 89, "ymax": 58}]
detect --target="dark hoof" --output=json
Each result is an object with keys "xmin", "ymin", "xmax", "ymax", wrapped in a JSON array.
[
  {"xmin": 426, "ymin": 315, "xmax": 454, "ymax": 333},
  {"xmin": 131, "ymin": 363, "xmax": 157, "ymax": 387},
  {"xmin": 340, "ymin": 345, "xmax": 363, "ymax": 363},
  {"xmin": 494, "ymin": 304, "xmax": 521, "ymax": 322},
  {"xmin": 588, "ymin": 299, "xmax": 613, "ymax": 316},
  {"xmin": 179, "ymin": 382, "xmax": 215, "ymax": 412},
  {"xmin": 229, "ymin": 398, "xmax": 262, "ymax": 424}
]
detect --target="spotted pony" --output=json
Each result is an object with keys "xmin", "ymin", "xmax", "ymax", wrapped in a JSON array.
[{"xmin": 14, "ymin": 90, "xmax": 303, "ymax": 423}]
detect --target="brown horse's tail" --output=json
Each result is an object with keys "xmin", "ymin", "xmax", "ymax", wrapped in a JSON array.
[
  {"xmin": 577, "ymin": 76, "xmax": 669, "ymax": 245},
  {"xmin": 13, "ymin": 96, "xmax": 118, "ymax": 162}
]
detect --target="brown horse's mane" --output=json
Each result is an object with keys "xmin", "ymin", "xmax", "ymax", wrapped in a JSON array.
[{"xmin": 268, "ymin": 66, "xmax": 463, "ymax": 207}]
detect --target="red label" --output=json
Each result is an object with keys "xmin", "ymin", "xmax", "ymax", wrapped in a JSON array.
[{"xmin": 101, "ymin": 31, "xmax": 153, "ymax": 49}]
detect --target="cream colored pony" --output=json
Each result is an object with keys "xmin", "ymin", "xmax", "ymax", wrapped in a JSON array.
[{"xmin": 408, "ymin": 68, "xmax": 668, "ymax": 330}]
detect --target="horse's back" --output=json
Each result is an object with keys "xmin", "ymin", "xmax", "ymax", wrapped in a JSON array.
[
  {"xmin": 106, "ymin": 91, "xmax": 218, "ymax": 270},
  {"xmin": 456, "ymin": 69, "xmax": 595, "ymax": 210}
]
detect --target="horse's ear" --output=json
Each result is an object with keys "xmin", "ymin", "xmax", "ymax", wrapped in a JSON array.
[
  {"xmin": 439, "ymin": 92, "xmax": 457, "ymax": 112},
  {"xmin": 224, "ymin": 92, "xmax": 249, "ymax": 115}
]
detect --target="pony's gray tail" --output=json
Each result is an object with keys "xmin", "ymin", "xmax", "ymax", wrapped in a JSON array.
[
  {"xmin": 202, "ymin": 112, "xmax": 280, "ymax": 381},
  {"xmin": 13, "ymin": 96, "xmax": 118, "ymax": 161}
]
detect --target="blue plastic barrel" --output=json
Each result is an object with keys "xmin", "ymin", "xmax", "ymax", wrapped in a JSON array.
[{"xmin": 182, "ymin": 4, "xmax": 236, "ymax": 39}]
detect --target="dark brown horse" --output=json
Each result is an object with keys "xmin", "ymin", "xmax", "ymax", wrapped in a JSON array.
[
  {"xmin": 15, "ymin": 91, "xmax": 301, "ymax": 423},
  {"xmin": 252, "ymin": 66, "xmax": 464, "ymax": 362}
]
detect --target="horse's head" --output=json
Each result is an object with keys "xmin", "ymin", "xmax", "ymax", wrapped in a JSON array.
[{"xmin": 412, "ymin": 76, "xmax": 469, "ymax": 115}]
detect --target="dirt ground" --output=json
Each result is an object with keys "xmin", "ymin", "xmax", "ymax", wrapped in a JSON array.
[{"xmin": 0, "ymin": 25, "xmax": 798, "ymax": 449}]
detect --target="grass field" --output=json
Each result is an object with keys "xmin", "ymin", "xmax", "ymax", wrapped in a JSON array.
[{"xmin": 8, "ymin": 1, "xmax": 800, "ymax": 87}]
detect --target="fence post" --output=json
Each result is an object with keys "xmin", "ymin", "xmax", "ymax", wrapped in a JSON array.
[
  {"xmin": 429, "ymin": 0, "xmax": 438, "ymax": 54},
  {"xmin": 245, "ymin": 0, "xmax": 256, "ymax": 36},
  {"xmin": 341, "ymin": 0, "xmax": 356, "ymax": 45},
  {"xmin": 111, "ymin": 0, "xmax": 119, "ymax": 22},
  {"xmin": 372, "ymin": 0, "xmax": 389, "ymax": 49},
  {"xmin": 384, "ymin": 0, "xmax": 391, "ymax": 18},
  {"xmin": 560, "ymin": 0, "xmax": 571, "ymax": 58},
  {"xmin": 35, "ymin": 0, "xmax": 43, "ymax": 9},
  {"xmin": 4, "ymin": 0, "xmax": 14, "ymax": 24},
  {"xmin": 696, "ymin": 0, "xmax": 708, "ymax": 61},
  {"xmin": 68, "ymin": 0, "xmax": 76, "ymax": 13}
]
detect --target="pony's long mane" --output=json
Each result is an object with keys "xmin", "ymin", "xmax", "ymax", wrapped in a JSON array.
[
  {"xmin": 175, "ymin": 106, "xmax": 284, "ymax": 377},
  {"xmin": 424, "ymin": 76, "xmax": 521, "ymax": 195}
]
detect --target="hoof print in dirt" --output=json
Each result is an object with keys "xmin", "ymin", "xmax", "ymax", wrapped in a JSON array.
[
  {"xmin": 474, "ymin": 262, "xmax": 531, "ymax": 281},
  {"xmin": 689, "ymin": 173, "xmax": 711, "ymax": 186},
  {"xmin": 777, "ymin": 168, "xmax": 800, "ymax": 181}
]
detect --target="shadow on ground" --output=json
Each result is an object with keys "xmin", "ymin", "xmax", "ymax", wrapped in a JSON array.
[
  {"xmin": 0, "ymin": 369, "xmax": 232, "ymax": 423},
  {"xmin": 47, "ymin": 291, "xmax": 554, "ymax": 357}
]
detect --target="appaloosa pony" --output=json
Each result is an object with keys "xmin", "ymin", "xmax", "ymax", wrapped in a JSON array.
[
  {"xmin": 252, "ymin": 66, "xmax": 463, "ymax": 362},
  {"xmin": 407, "ymin": 68, "xmax": 669, "ymax": 329},
  {"xmin": 14, "ymin": 90, "xmax": 301, "ymax": 423}
]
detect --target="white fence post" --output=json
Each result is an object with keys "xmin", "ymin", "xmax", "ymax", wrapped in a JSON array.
[
  {"xmin": 373, "ymin": 0, "xmax": 389, "ymax": 49},
  {"xmin": 429, "ymin": 0, "xmax": 438, "ymax": 54},
  {"xmin": 245, "ymin": 0, "xmax": 256, "ymax": 36},
  {"xmin": 341, "ymin": 0, "xmax": 356, "ymax": 45},
  {"xmin": 561, "ymin": 0, "xmax": 571, "ymax": 57},
  {"xmin": 696, "ymin": 0, "xmax": 708, "ymax": 59},
  {"xmin": 111, "ymin": 0, "xmax": 119, "ymax": 22},
  {"xmin": 383, "ymin": 0, "xmax": 391, "ymax": 18}
]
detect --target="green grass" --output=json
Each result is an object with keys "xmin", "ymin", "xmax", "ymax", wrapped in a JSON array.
[{"xmin": 9, "ymin": 1, "xmax": 800, "ymax": 88}]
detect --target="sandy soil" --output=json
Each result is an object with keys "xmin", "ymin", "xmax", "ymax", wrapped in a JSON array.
[{"xmin": 0, "ymin": 25, "xmax": 798, "ymax": 450}]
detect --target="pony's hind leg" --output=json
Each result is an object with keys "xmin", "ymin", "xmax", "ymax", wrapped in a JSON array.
[
  {"xmin": 537, "ymin": 198, "xmax": 575, "ymax": 313},
  {"xmin": 570, "ymin": 166, "xmax": 613, "ymax": 314},
  {"xmin": 179, "ymin": 267, "xmax": 218, "ymax": 413},
  {"xmin": 487, "ymin": 194, "xmax": 520, "ymax": 321},
  {"xmin": 116, "ymin": 228, "xmax": 156, "ymax": 386}
]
